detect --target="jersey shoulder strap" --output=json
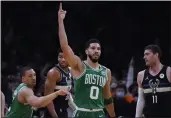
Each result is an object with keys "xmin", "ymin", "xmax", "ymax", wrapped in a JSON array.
[
  {"xmin": 100, "ymin": 65, "xmax": 108, "ymax": 70},
  {"xmin": 162, "ymin": 65, "xmax": 167, "ymax": 73},
  {"xmin": 143, "ymin": 68, "xmax": 149, "ymax": 80}
]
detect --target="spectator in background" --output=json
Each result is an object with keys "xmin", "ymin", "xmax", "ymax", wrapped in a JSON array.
[
  {"xmin": 129, "ymin": 83, "xmax": 138, "ymax": 101},
  {"xmin": 1, "ymin": 74, "xmax": 9, "ymax": 101},
  {"xmin": 124, "ymin": 83, "xmax": 137, "ymax": 116},
  {"xmin": 125, "ymin": 83, "xmax": 138, "ymax": 103},
  {"xmin": 113, "ymin": 84, "xmax": 135, "ymax": 117},
  {"xmin": 111, "ymin": 81, "xmax": 117, "ymax": 98},
  {"xmin": 40, "ymin": 62, "xmax": 54, "ymax": 84},
  {"xmin": 5, "ymin": 75, "xmax": 16, "ymax": 107},
  {"xmin": 113, "ymin": 84, "xmax": 128, "ymax": 117}
]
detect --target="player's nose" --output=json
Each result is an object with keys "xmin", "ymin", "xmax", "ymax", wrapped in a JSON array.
[
  {"xmin": 33, "ymin": 77, "xmax": 36, "ymax": 81},
  {"xmin": 61, "ymin": 58, "xmax": 66, "ymax": 62},
  {"xmin": 95, "ymin": 49, "xmax": 100, "ymax": 53},
  {"xmin": 143, "ymin": 56, "xmax": 146, "ymax": 59}
]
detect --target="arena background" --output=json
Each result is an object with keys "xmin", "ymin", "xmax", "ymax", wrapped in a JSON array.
[{"xmin": 1, "ymin": 1, "xmax": 171, "ymax": 117}]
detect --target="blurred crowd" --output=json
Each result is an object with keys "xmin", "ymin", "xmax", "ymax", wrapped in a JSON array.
[{"xmin": 1, "ymin": 54, "xmax": 138, "ymax": 118}]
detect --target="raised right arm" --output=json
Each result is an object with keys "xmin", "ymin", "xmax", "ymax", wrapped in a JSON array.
[
  {"xmin": 58, "ymin": 3, "xmax": 83, "ymax": 70},
  {"xmin": 135, "ymin": 71, "xmax": 145, "ymax": 117},
  {"xmin": 20, "ymin": 87, "xmax": 67, "ymax": 108}
]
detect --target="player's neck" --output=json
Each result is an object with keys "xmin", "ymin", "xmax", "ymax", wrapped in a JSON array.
[
  {"xmin": 28, "ymin": 86, "xmax": 34, "ymax": 89},
  {"xmin": 149, "ymin": 62, "xmax": 162, "ymax": 73},
  {"xmin": 62, "ymin": 67, "xmax": 69, "ymax": 72},
  {"xmin": 86, "ymin": 58, "xmax": 99, "ymax": 69},
  {"xmin": 22, "ymin": 82, "xmax": 34, "ymax": 89},
  {"xmin": 58, "ymin": 64, "xmax": 69, "ymax": 72}
]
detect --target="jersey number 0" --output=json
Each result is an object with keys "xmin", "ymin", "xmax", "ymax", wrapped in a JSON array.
[{"xmin": 90, "ymin": 86, "xmax": 99, "ymax": 100}]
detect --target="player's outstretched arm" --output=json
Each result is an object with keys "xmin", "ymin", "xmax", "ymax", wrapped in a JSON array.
[
  {"xmin": 58, "ymin": 3, "xmax": 82, "ymax": 70},
  {"xmin": 44, "ymin": 68, "xmax": 61, "ymax": 118},
  {"xmin": 20, "ymin": 87, "xmax": 68, "ymax": 108},
  {"xmin": 104, "ymin": 69, "xmax": 116, "ymax": 118},
  {"xmin": 135, "ymin": 71, "xmax": 145, "ymax": 117}
]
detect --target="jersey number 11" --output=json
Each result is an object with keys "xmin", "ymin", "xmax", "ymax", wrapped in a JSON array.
[{"xmin": 152, "ymin": 95, "xmax": 157, "ymax": 103}]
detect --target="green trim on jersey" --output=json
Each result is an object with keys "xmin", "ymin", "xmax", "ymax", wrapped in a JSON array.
[
  {"xmin": 74, "ymin": 61, "xmax": 108, "ymax": 109},
  {"xmin": 5, "ymin": 83, "xmax": 33, "ymax": 118}
]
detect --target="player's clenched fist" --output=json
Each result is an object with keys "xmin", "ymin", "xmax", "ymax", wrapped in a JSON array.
[{"xmin": 58, "ymin": 3, "xmax": 67, "ymax": 21}]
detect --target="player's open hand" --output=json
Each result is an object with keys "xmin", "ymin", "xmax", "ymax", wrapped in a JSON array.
[
  {"xmin": 58, "ymin": 3, "xmax": 66, "ymax": 21},
  {"xmin": 57, "ymin": 89, "xmax": 69, "ymax": 96}
]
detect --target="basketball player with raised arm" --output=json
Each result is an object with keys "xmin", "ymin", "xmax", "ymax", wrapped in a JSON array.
[
  {"xmin": 58, "ymin": 3, "xmax": 115, "ymax": 118},
  {"xmin": 135, "ymin": 45, "xmax": 171, "ymax": 117},
  {"xmin": 5, "ymin": 67, "xmax": 68, "ymax": 118}
]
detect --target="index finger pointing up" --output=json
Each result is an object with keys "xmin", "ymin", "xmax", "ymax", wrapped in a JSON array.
[{"xmin": 59, "ymin": 2, "xmax": 62, "ymax": 10}]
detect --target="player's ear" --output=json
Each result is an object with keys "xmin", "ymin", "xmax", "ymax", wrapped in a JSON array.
[
  {"xmin": 85, "ymin": 49, "xmax": 88, "ymax": 55},
  {"xmin": 22, "ymin": 76, "xmax": 25, "ymax": 81},
  {"xmin": 155, "ymin": 53, "xmax": 159, "ymax": 58}
]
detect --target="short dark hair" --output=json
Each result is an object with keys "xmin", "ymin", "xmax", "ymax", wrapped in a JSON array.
[
  {"xmin": 20, "ymin": 66, "xmax": 32, "ymax": 77},
  {"xmin": 144, "ymin": 44, "xmax": 162, "ymax": 58},
  {"xmin": 57, "ymin": 48, "xmax": 62, "ymax": 55},
  {"xmin": 85, "ymin": 38, "xmax": 101, "ymax": 49},
  {"xmin": 116, "ymin": 84, "xmax": 127, "ymax": 93}
]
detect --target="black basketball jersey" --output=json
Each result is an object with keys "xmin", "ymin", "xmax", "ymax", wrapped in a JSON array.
[
  {"xmin": 53, "ymin": 64, "xmax": 73, "ymax": 109},
  {"xmin": 55, "ymin": 64, "xmax": 72, "ymax": 90},
  {"xmin": 142, "ymin": 65, "xmax": 171, "ymax": 117}
]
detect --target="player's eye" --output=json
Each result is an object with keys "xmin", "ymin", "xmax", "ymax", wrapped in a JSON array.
[
  {"xmin": 59, "ymin": 56, "xmax": 63, "ymax": 58},
  {"xmin": 97, "ymin": 47, "xmax": 101, "ymax": 50},
  {"xmin": 91, "ymin": 47, "xmax": 95, "ymax": 50},
  {"xmin": 28, "ymin": 75, "xmax": 32, "ymax": 77},
  {"xmin": 144, "ymin": 53, "xmax": 148, "ymax": 56}
]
